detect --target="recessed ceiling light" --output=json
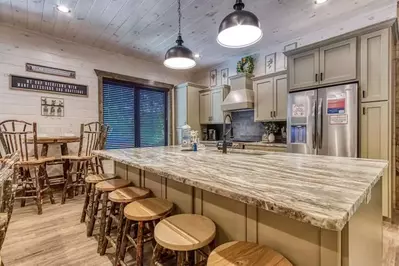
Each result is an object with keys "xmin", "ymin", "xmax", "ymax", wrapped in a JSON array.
[
  {"xmin": 57, "ymin": 5, "xmax": 71, "ymax": 13},
  {"xmin": 314, "ymin": 0, "xmax": 328, "ymax": 4},
  {"xmin": 194, "ymin": 53, "xmax": 200, "ymax": 58}
]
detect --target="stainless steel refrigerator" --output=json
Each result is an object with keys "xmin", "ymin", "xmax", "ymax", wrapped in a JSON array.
[{"xmin": 287, "ymin": 83, "xmax": 358, "ymax": 157}]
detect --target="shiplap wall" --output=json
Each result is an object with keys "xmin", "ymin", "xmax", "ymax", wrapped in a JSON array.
[
  {"xmin": 0, "ymin": 24, "xmax": 191, "ymax": 163},
  {"xmin": 192, "ymin": 4, "xmax": 396, "ymax": 85}
]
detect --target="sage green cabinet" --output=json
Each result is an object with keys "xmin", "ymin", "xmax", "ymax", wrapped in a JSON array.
[
  {"xmin": 199, "ymin": 85, "xmax": 230, "ymax": 124},
  {"xmin": 254, "ymin": 74, "xmax": 287, "ymax": 122},
  {"xmin": 288, "ymin": 38, "xmax": 357, "ymax": 90},
  {"xmin": 360, "ymin": 29, "xmax": 389, "ymax": 102}
]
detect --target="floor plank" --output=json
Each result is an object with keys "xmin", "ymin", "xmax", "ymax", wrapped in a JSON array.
[{"xmin": 2, "ymin": 194, "xmax": 399, "ymax": 265}]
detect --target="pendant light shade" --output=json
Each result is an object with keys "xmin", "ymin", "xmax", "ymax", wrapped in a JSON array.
[
  {"xmin": 164, "ymin": 0, "xmax": 196, "ymax": 69},
  {"xmin": 217, "ymin": 0, "xmax": 263, "ymax": 48},
  {"xmin": 164, "ymin": 36, "xmax": 196, "ymax": 69}
]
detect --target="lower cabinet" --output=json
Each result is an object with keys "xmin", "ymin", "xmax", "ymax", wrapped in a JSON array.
[{"xmin": 360, "ymin": 101, "xmax": 390, "ymax": 217}]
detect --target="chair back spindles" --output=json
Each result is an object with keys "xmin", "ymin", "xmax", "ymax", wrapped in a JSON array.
[
  {"xmin": 78, "ymin": 122, "xmax": 109, "ymax": 157},
  {"xmin": 0, "ymin": 120, "xmax": 37, "ymax": 161}
]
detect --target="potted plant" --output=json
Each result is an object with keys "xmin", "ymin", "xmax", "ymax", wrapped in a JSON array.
[{"xmin": 263, "ymin": 122, "xmax": 279, "ymax": 143}]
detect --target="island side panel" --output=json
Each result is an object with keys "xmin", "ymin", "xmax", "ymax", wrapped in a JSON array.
[{"xmin": 342, "ymin": 179, "xmax": 382, "ymax": 266}]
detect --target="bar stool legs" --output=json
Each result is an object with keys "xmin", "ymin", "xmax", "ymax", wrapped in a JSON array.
[
  {"xmin": 80, "ymin": 182, "xmax": 91, "ymax": 223},
  {"xmin": 87, "ymin": 189, "xmax": 102, "ymax": 237}
]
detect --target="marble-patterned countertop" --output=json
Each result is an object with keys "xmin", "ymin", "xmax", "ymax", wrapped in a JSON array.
[
  {"xmin": 0, "ymin": 153, "xmax": 19, "ymax": 183},
  {"xmin": 242, "ymin": 142, "xmax": 287, "ymax": 148},
  {"xmin": 93, "ymin": 146, "xmax": 387, "ymax": 231}
]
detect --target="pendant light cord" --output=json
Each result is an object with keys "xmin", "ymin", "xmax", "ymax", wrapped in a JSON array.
[{"xmin": 176, "ymin": 0, "xmax": 183, "ymax": 45}]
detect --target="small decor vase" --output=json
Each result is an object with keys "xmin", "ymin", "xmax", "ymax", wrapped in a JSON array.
[
  {"xmin": 268, "ymin": 133, "xmax": 275, "ymax": 143},
  {"xmin": 262, "ymin": 133, "xmax": 269, "ymax": 143}
]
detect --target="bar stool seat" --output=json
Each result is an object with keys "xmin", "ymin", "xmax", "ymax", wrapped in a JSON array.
[
  {"xmin": 207, "ymin": 241, "xmax": 293, "ymax": 266},
  {"xmin": 118, "ymin": 198, "xmax": 173, "ymax": 266},
  {"xmin": 96, "ymin": 179, "xmax": 131, "ymax": 192},
  {"xmin": 154, "ymin": 214, "xmax": 216, "ymax": 252},
  {"xmin": 108, "ymin": 186, "xmax": 150, "ymax": 203},
  {"xmin": 124, "ymin": 197, "xmax": 174, "ymax": 221},
  {"xmin": 85, "ymin": 173, "xmax": 117, "ymax": 184},
  {"xmin": 15, "ymin": 156, "xmax": 56, "ymax": 166}
]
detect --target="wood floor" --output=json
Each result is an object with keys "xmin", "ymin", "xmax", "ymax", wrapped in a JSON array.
[{"xmin": 2, "ymin": 193, "xmax": 399, "ymax": 266}]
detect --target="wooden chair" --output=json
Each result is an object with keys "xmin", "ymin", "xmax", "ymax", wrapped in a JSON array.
[
  {"xmin": 207, "ymin": 241, "xmax": 293, "ymax": 266},
  {"xmin": 0, "ymin": 120, "xmax": 55, "ymax": 214},
  {"xmin": 60, "ymin": 122, "xmax": 109, "ymax": 204},
  {"xmin": 118, "ymin": 197, "xmax": 174, "ymax": 266},
  {"xmin": 152, "ymin": 214, "xmax": 216, "ymax": 266}
]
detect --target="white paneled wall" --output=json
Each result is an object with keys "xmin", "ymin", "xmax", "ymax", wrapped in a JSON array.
[{"xmin": 0, "ymin": 24, "xmax": 191, "ymax": 171}]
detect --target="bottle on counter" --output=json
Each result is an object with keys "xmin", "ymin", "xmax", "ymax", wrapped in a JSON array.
[{"xmin": 181, "ymin": 124, "xmax": 192, "ymax": 151}]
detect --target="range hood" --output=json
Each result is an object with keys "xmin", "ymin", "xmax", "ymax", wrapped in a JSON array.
[{"xmin": 221, "ymin": 73, "xmax": 254, "ymax": 111}]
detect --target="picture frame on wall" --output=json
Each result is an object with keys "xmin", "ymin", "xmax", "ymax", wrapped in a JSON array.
[
  {"xmin": 210, "ymin": 69, "xmax": 217, "ymax": 87},
  {"xmin": 265, "ymin": 53, "xmax": 276, "ymax": 75},
  {"xmin": 284, "ymin": 42, "xmax": 298, "ymax": 69},
  {"xmin": 221, "ymin": 68, "xmax": 229, "ymax": 85}
]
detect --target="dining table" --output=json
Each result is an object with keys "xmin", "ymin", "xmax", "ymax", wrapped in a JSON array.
[{"xmin": 27, "ymin": 136, "xmax": 80, "ymax": 190}]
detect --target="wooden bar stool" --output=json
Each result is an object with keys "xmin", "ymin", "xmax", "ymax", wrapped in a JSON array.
[
  {"xmin": 207, "ymin": 241, "xmax": 293, "ymax": 266},
  {"xmin": 99, "ymin": 186, "xmax": 151, "ymax": 262},
  {"xmin": 118, "ymin": 197, "xmax": 174, "ymax": 266},
  {"xmin": 81, "ymin": 173, "xmax": 117, "ymax": 225},
  {"xmin": 87, "ymin": 179, "xmax": 130, "ymax": 246},
  {"xmin": 153, "ymin": 214, "xmax": 216, "ymax": 266}
]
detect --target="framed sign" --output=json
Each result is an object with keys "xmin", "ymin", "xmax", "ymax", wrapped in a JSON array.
[
  {"xmin": 26, "ymin": 63, "xmax": 76, "ymax": 79},
  {"xmin": 41, "ymin": 97, "xmax": 64, "ymax": 117},
  {"xmin": 10, "ymin": 75, "xmax": 88, "ymax": 97}
]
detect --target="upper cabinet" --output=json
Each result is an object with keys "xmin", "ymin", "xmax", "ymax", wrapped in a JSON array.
[
  {"xmin": 288, "ymin": 38, "xmax": 357, "ymax": 91},
  {"xmin": 288, "ymin": 49, "xmax": 319, "ymax": 90},
  {"xmin": 319, "ymin": 38, "xmax": 357, "ymax": 84},
  {"xmin": 199, "ymin": 85, "xmax": 230, "ymax": 124},
  {"xmin": 254, "ymin": 74, "xmax": 287, "ymax": 122},
  {"xmin": 360, "ymin": 29, "xmax": 389, "ymax": 102},
  {"xmin": 174, "ymin": 82, "xmax": 207, "ymax": 144}
]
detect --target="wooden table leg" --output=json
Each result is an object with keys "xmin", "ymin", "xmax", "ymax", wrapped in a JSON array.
[
  {"xmin": 61, "ymin": 143, "xmax": 74, "ymax": 199},
  {"xmin": 41, "ymin": 144, "xmax": 49, "ymax": 157}
]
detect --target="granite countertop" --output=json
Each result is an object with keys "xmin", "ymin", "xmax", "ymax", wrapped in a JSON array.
[
  {"xmin": 242, "ymin": 142, "xmax": 287, "ymax": 148},
  {"xmin": 0, "ymin": 153, "xmax": 19, "ymax": 183},
  {"xmin": 93, "ymin": 146, "xmax": 387, "ymax": 231}
]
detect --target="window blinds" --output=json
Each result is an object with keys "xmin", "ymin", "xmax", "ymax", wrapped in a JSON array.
[
  {"xmin": 103, "ymin": 80, "xmax": 167, "ymax": 149},
  {"xmin": 139, "ymin": 89, "xmax": 167, "ymax": 147},
  {"xmin": 103, "ymin": 81, "xmax": 135, "ymax": 149}
]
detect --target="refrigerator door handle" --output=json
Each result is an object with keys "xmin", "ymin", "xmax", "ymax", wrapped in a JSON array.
[
  {"xmin": 318, "ymin": 98, "xmax": 323, "ymax": 149},
  {"xmin": 312, "ymin": 100, "xmax": 317, "ymax": 150}
]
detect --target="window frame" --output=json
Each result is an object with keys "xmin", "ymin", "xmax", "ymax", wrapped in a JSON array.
[{"xmin": 96, "ymin": 70, "xmax": 173, "ymax": 148}]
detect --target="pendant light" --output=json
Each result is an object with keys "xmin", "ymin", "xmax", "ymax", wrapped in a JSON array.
[
  {"xmin": 164, "ymin": 0, "xmax": 196, "ymax": 69},
  {"xmin": 217, "ymin": 0, "xmax": 263, "ymax": 48}
]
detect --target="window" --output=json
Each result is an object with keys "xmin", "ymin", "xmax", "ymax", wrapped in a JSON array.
[{"xmin": 103, "ymin": 79, "xmax": 168, "ymax": 149}]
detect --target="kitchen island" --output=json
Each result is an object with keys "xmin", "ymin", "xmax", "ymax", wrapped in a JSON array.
[{"xmin": 94, "ymin": 146, "xmax": 387, "ymax": 266}]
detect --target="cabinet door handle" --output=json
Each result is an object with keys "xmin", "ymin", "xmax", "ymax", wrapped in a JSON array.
[
  {"xmin": 320, "ymin": 72, "xmax": 323, "ymax": 81},
  {"xmin": 362, "ymin": 107, "xmax": 366, "ymax": 115},
  {"xmin": 270, "ymin": 111, "xmax": 273, "ymax": 118},
  {"xmin": 273, "ymin": 111, "xmax": 276, "ymax": 117},
  {"xmin": 315, "ymin": 73, "xmax": 318, "ymax": 82},
  {"xmin": 362, "ymin": 91, "xmax": 366, "ymax": 98}
]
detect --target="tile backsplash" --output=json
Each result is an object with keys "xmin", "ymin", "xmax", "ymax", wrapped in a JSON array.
[
  {"xmin": 203, "ymin": 110, "xmax": 287, "ymax": 143},
  {"xmin": 231, "ymin": 110, "xmax": 264, "ymax": 141}
]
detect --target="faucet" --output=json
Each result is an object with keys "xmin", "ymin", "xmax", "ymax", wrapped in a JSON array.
[{"xmin": 222, "ymin": 114, "xmax": 234, "ymax": 154}]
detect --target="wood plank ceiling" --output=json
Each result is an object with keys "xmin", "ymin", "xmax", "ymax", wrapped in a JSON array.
[{"xmin": 0, "ymin": 0, "xmax": 395, "ymax": 69}]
